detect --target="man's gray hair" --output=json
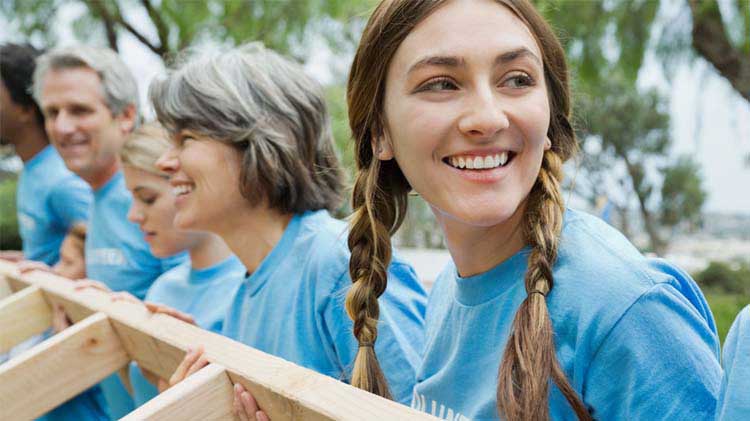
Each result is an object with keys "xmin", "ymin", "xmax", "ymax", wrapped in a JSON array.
[
  {"xmin": 150, "ymin": 42, "xmax": 343, "ymax": 214},
  {"xmin": 33, "ymin": 45, "xmax": 139, "ymax": 117}
]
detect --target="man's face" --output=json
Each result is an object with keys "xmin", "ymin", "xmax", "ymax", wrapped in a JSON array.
[{"xmin": 39, "ymin": 66, "xmax": 135, "ymax": 181}]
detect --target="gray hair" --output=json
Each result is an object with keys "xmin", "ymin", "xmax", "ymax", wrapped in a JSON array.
[
  {"xmin": 33, "ymin": 45, "xmax": 139, "ymax": 118},
  {"xmin": 150, "ymin": 42, "xmax": 343, "ymax": 214}
]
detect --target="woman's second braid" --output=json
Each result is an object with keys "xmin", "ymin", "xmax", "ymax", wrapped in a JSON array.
[{"xmin": 497, "ymin": 150, "xmax": 592, "ymax": 421}]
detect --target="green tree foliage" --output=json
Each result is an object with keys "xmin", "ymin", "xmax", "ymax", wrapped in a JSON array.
[
  {"xmin": 696, "ymin": 260, "xmax": 750, "ymax": 296},
  {"xmin": 0, "ymin": 177, "xmax": 21, "ymax": 251},
  {"xmin": 2, "ymin": 0, "xmax": 373, "ymax": 60},
  {"xmin": 660, "ymin": 155, "xmax": 707, "ymax": 231},
  {"xmin": 575, "ymin": 74, "xmax": 706, "ymax": 254}
]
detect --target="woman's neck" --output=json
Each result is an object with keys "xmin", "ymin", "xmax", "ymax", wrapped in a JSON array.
[
  {"xmin": 436, "ymin": 204, "xmax": 527, "ymax": 278},
  {"xmin": 188, "ymin": 233, "xmax": 234, "ymax": 270},
  {"xmin": 214, "ymin": 207, "xmax": 294, "ymax": 274}
]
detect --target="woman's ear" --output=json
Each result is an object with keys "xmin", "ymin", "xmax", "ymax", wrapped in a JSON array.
[
  {"xmin": 371, "ymin": 129, "xmax": 394, "ymax": 161},
  {"xmin": 544, "ymin": 137, "xmax": 552, "ymax": 151}
]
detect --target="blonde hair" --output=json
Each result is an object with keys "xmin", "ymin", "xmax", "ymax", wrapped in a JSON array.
[
  {"xmin": 346, "ymin": 0, "xmax": 590, "ymax": 419},
  {"xmin": 120, "ymin": 122, "xmax": 171, "ymax": 176}
]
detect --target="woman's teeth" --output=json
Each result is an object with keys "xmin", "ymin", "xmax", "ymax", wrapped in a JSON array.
[
  {"xmin": 448, "ymin": 152, "xmax": 509, "ymax": 170},
  {"xmin": 172, "ymin": 184, "xmax": 194, "ymax": 196}
]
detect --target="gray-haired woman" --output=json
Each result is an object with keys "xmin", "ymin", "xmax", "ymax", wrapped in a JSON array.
[{"xmin": 148, "ymin": 43, "xmax": 427, "ymax": 413}]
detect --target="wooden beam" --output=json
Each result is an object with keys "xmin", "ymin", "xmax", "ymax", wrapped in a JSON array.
[
  {"xmin": 0, "ymin": 312, "xmax": 130, "ymax": 419},
  {"xmin": 0, "ymin": 286, "xmax": 52, "ymax": 353},
  {"xmin": 0, "ymin": 263, "xmax": 28, "ymax": 292},
  {"xmin": 122, "ymin": 363, "xmax": 238, "ymax": 420},
  {"xmin": 0, "ymin": 260, "xmax": 437, "ymax": 420},
  {"xmin": 0, "ymin": 277, "xmax": 12, "ymax": 299}
]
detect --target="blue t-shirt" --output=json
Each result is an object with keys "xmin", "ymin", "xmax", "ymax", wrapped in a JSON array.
[
  {"xmin": 717, "ymin": 305, "xmax": 750, "ymax": 420},
  {"xmin": 413, "ymin": 209, "xmax": 721, "ymax": 420},
  {"xmin": 221, "ymin": 210, "xmax": 427, "ymax": 404},
  {"xmin": 17, "ymin": 145, "xmax": 91, "ymax": 264},
  {"xmin": 129, "ymin": 256, "xmax": 245, "ymax": 406},
  {"xmin": 14, "ymin": 146, "xmax": 105, "ymax": 421},
  {"xmin": 86, "ymin": 170, "xmax": 187, "ymax": 419}
]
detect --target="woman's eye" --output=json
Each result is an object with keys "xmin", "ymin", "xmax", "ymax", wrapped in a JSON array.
[
  {"xmin": 416, "ymin": 77, "xmax": 458, "ymax": 93},
  {"xmin": 139, "ymin": 196, "xmax": 156, "ymax": 205},
  {"xmin": 502, "ymin": 73, "xmax": 535, "ymax": 89}
]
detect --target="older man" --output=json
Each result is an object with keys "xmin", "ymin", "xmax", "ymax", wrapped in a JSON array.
[{"xmin": 33, "ymin": 46, "xmax": 186, "ymax": 419}]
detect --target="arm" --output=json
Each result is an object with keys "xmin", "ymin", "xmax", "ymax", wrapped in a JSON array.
[
  {"xmin": 48, "ymin": 177, "xmax": 91, "ymax": 230},
  {"xmin": 584, "ymin": 282, "xmax": 722, "ymax": 420}
]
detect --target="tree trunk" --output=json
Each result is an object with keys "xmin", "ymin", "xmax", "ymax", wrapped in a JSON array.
[
  {"xmin": 688, "ymin": 0, "xmax": 750, "ymax": 102},
  {"xmin": 620, "ymin": 153, "xmax": 666, "ymax": 255}
]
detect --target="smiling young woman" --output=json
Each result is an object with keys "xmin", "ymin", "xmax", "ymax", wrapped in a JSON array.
[{"xmin": 345, "ymin": 0, "xmax": 722, "ymax": 420}]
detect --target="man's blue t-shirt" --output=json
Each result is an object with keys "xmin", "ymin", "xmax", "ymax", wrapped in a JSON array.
[
  {"xmin": 221, "ymin": 210, "xmax": 427, "ymax": 404},
  {"xmin": 17, "ymin": 145, "xmax": 91, "ymax": 264},
  {"xmin": 13, "ymin": 146, "xmax": 106, "ymax": 421},
  {"xmin": 413, "ymin": 209, "xmax": 721, "ymax": 420},
  {"xmin": 129, "ymin": 256, "xmax": 245, "ymax": 406},
  {"xmin": 717, "ymin": 305, "xmax": 750, "ymax": 420},
  {"xmin": 86, "ymin": 170, "xmax": 186, "ymax": 419}
]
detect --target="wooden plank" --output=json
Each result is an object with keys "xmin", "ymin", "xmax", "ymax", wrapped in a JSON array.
[
  {"xmin": 0, "ymin": 260, "xmax": 28, "ymax": 292},
  {"xmin": 0, "ymin": 277, "xmax": 12, "ymax": 299},
  {"xmin": 0, "ymin": 260, "xmax": 437, "ymax": 421},
  {"xmin": 0, "ymin": 286, "xmax": 52, "ymax": 353},
  {"xmin": 122, "ymin": 363, "xmax": 238, "ymax": 420},
  {"xmin": 0, "ymin": 312, "xmax": 130, "ymax": 419}
]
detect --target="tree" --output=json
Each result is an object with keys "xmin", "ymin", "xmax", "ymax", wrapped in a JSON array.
[
  {"xmin": 660, "ymin": 155, "xmax": 707, "ymax": 233},
  {"xmin": 688, "ymin": 0, "xmax": 750, "ymax": 102},
  {"xmin": 2, "ymin": 0, "xmax": 372, "ymax": 61},
  {"xmin": 575, "ymin": 75, "xmax": 705, "ymax": 255}
]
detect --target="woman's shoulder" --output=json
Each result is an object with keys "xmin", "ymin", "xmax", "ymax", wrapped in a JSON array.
[
  {"xmin": 145, "ymin": 260, "xmax": 192, "ymax": 301},
  {"xmin": 290, "ymin": 210, "xmax": 352, "ymax": 287},
  {"xmin": 550, "ymin": 209, "xmax": 716, "ymax": 353},
  {"xmin": 556, "ymin": 209, "xmax": 677, "ymax": 295}
]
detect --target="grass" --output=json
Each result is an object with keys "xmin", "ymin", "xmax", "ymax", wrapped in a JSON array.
[{"xmin": 704, "ymin": 290, "xmax": 749, "ymax": 344}]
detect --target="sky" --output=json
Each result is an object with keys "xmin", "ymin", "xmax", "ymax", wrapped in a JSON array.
[{"xmin": 1, "ymin": 1, "xmax": 748, "ymax": 215}]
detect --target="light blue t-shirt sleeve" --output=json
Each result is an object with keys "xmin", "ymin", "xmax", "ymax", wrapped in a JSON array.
[
  {"xmin": 48, "ymin": 176, "xmax": 91, "ymax": 229},
  {"xmin": 717, "ymin": 305, "xmax": 750, "ymax": 420},
  {"xmin": 585, "ymin": 282, "xmax": 722, "ymax": 420},
  {"xmin": 321, "ymin": 271, "xmax": 424, "ymax": 405}
]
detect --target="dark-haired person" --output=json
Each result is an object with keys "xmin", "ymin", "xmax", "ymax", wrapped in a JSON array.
[
  {"xmin": 0, "ymin": 43, "xmax": 91, "ymax": 275},
  {"xmin": 33, "ymin": 46, "xmax": 186, "ymax": 419},
  {"xmin": 149, "ymin": 43, "xmax": 427, "ymax": 407},
  {"xmin": 0, "ymin": 43, "xmax": 106, "ymax": 421}
]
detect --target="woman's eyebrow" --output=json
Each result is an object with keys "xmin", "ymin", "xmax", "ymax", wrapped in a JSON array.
[
  {"xmin": 495, "ymin": 47, "xmax": 542, "ymax": 66},
  {"xmin": 407, "ymin": 55, "xmax": 466, "ymax": 75},
  {"xmin": 406, "ymin": 47, "xmax": 541, "ymax": 76}
]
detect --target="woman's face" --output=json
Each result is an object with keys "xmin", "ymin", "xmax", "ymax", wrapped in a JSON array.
[
  {"xmin": 381, "ymin": 0, "xmax": 550, "ymax": 231},
  {"xmin": 156, "ymin": 133, "xmax": 248, "ymax": 234},
  {"xmin": 124, "ymin": 164, "xmax": 197, "ymax": 257}
]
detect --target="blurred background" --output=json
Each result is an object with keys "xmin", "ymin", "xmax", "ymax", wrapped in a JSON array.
[{"xmin": 0, "ymin": 0, "xmax": 748, "ymax": 340}]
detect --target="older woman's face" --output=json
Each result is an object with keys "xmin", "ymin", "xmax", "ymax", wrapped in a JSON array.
[{"xmin": 156, "ymin": 132, "xmax": 247, "ymax": 234}]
